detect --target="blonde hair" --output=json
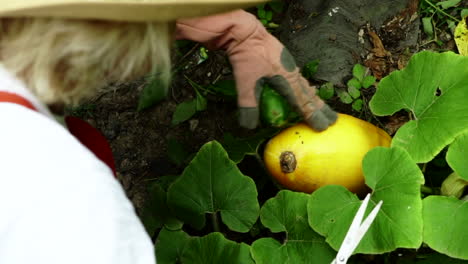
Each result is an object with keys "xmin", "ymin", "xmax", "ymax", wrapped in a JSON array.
[{"xmin": 0, "ymin": 17, "xmax": 173, "ymax": 105}]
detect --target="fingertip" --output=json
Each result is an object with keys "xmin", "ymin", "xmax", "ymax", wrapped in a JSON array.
[
  {"xmin": 239, "ymin": 107, "xmax": 259, "ymax": 129},
  {"xmin": 307, "ymin": 106, "xmax": 338, "ymax": 132},
  {"xmin": 307, "ymin": 111, "xmax": 329, "ymax": 132},
  {"xmin": 321, "ymin": 105, "xmax": 338, "ymax": 124}
]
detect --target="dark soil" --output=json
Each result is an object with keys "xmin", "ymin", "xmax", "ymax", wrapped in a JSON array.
[{"xmin": 68, "ymin": 48, "xmax": 245, "ymax": 211}]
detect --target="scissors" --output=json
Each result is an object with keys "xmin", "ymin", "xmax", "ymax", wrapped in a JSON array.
[{"xmin": 331, "ymin": 194, "xmax": 383, "ymax": 264}]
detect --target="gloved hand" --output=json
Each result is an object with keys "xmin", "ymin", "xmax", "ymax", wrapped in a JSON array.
[{"xmin": 176, "ymin": 10, "xmax": 337, "ymax": 131}]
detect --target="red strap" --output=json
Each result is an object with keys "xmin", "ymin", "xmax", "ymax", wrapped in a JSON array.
[
  {"xmin": 0, "ymin": 91, "xmax": 37, "ymax": 111},
  {"xmin": 0, "ymin": 91, "xmax": 117, "ymax": 177},
  {"xmin": 65, "ymin": 116, "xmax": 117, "ymax": 177}
]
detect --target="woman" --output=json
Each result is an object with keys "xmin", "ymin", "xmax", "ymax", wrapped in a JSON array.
[{"xmin": 0, "ymin": 0, "xmax": 336, "ymax": 263}]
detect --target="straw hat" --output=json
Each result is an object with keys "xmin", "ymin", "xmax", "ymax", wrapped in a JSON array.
[{"xmin": 0, "ymin": 0, "xmax": 268, "ymax": 21}]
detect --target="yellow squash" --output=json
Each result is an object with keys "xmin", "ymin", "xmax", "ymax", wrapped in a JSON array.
[{"xmin": 263, "ymin": 114, "xmax": 391, "ymax": 194}]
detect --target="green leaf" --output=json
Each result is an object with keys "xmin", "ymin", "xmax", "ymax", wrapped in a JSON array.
[
  {"xmin": 302, "ymin": 59, "xmax": 320, "ymax": 79},
  {"xmin": 185, "ymin": 77, "xmax": 207, "ymax": 111},
  {"xmin": 369, "ymin": 51, "xmax": 468, "ymax": 163},
  {"xmin": 461, "ymin": 9, "xmax": 468, "ymax": 18},
  {"xmin": 448, "ymin": 20, "xmax": 457, "ymax": 33},
  {"xmin": 141, "ymin": 177, "xmax": 183, "ymax": 235},
  {"xmin": 182, "ymin": 232, "xmax": 254, "ymax": 263},
  {"xmin": 308, "ymin": 147, "xmax": 424, "ymax": 254},
  {"xmin": 167, "ymin": 138, "xmax": 190, "ymax": 166},
  {"xmin": 422, "ymin": 17, "xmax": 434, "ymax": 37},
  {"xmin": 257, "ymin": 8, "xmax": 266, "ymax": 19},
  {"xmin": 423, "ymin": 196, "xmax": 468, "ymax": 260},
  {"xmin": 208, "ymin": 79, "xmax": 237, "ymax": 98},
  {"xmin": 337, "ymin": 89, "xmax": 353, "ymax": 104},
  {"xmin": 455, "ymin": 15, "xmax": 468, "ymax": 56},
  {"xmin": 195, "ymin": 91, "xmax": 207, "ymax": 111},
  {"xmin": 352, "ymin": 99, "xmax": 364, "ymax": 111},
  {"xmin": 251, "ymin": 190, "xmax": 336, "ymax": 264},
  {"xmin": 167, "ymin": 141, "xmax": 260, "ymax": 232},
  {"xmin": 222, "ymin": 128, "xmax": 279, "ymax": 163},
  {"xmin": 268, "ymin": 1, "xmax": 285, "ymax": 13},
  {"xmin": 348, "ymin": 86, "xmax": 361, "ymax": 99},
  {"xmin": 436, "ymin": 0, "xmax": 461, "ymax": 9},
  {"xmin": 347, "ymin": 78, "xmax": 362, "ymax": 89},
  {"xmin": 446, "ymin": 132, "xmax": 468, "ymax": 180},
  {"xmin": 156, "ymin": 228, "xmax": 191, "ymax": 264},
  {"xmin": 362, "ymin": 75, "xmax": 376, "ymax": 89},
  {"xmin": 171, "ymin": 99, "xmax": 197, "ymax": 125},
  {"xmin": 352, "ymin": 64, "xmax": 366, "ymax": 82},
  {"xmin": 266, "ymin": 10, "xmax": 273, "ymax": 21},
  {"xmin": 197, "ymin": 47, "xmax": 209, "ymax": 65},
  {"xmin": 140, "ymin": 182, "xmax": 165, "ymax": 235},
  {"xmin": 138, "ymin": 77, "xmax": 167, "ymax": 111},
  {"xmin": 319, "ymin": 82, "xmax": 335, "ymax": 100}
]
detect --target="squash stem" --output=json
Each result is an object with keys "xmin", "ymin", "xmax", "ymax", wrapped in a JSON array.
[
  {"xmin": 212, "ymin": 212, "xmax": 221, "ymax": 233},
  {"xmin": 280, "ymin": 151, "xmax": 297, "ymax": 173}
]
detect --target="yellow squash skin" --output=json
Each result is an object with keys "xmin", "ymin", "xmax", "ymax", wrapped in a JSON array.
[{"xmin": 263, "ymin": 114, "xmax": 391, "ymax": 194}]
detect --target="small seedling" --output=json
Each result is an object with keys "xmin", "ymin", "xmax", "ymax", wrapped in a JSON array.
[
  {"xmin": 300, "ymin": 59, "xmax": 335, "ymax": 102},
  {"xmin": 302, "ymin": 59, "xmax": 320, "ymax": 79},
  {"xmin": 338, "ymin": 64, "xmax": 376, "ymax": 111},
  {"xmin": 171, "ymin": 77, "xmax": 207, "ymax": 126},
  {"xmin": 138, "ymin": 75, "xmax": 168, "ymax": 111},
  {"xmin": 256, "ymin": 0, "xmax": 284, "ymax": 29},
  {"xmin": 207, "ymin": 79, "xmax": 237, "ymax": 98},
  {"xmin": 197, "ymin": 47, "xmax": 209, "ymax": 65},
  {"xmin": 318, "ymin": 82, "xmax": 335, "ymax": 100}
]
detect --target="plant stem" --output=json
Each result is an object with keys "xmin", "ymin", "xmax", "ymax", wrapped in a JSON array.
[
  {"xmin": 423, "ymin": 0, "xmax": 460, "ymax": 22},
  {"xmin": 255, "ymin": 153, "xmax": 267, "ymax": 171},
  {"xmin": 212, "ymin": 212, "xmax": 221, "ymax": 233},
  {"xmin": 421, "ymin": 163, "xmax": 428, "ymax": 173},
  {"xmin": 421, "ymin": 185, "xmax": 433, "ymax": 194}
]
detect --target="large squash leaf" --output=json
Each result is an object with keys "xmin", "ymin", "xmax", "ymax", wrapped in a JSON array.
[
  {"xmin": 156, "ymin": 228, "xmax": 254, "ymax": 264},
  {"xmin": 140, "ymin": 179, "xmax": 183, "ymax": 236},
  {"xmin": 181, "ymin": 232, "xmax": 254, "ymax": 263},
  {"xmin": 423, "ymin": 196, "xmax": 468, "ymax": 260},
  {"xmin": 447, "ymin": 132, "xmax": 468, "ymax": 180},
  {"xmin": 308, "ymin": 147, "xmax": 424, "ymax": 254},
  {"xmin": 370, "ymin": 51, "xmax": 468, "ymax": 163},
  {"xmin": 167, "ymin": 141, "xmax": 259, "ymax": 232},
  {"xmin": 156, "ymin": 228, "xmax": 191, "ymax": 264},
  {"xmin": 251, "ymin": 190, "xmax": 335, "ymax": 264}
]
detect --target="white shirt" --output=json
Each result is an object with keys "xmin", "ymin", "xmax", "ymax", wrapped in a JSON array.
[{"xmin": 0, "ymin": 65, "xmax": 156, "ymax": 264}]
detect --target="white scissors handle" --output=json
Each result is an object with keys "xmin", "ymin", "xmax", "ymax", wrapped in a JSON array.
[{"xmin": 331, "ymin": 194, "xmax": 383, "ymax": 264}]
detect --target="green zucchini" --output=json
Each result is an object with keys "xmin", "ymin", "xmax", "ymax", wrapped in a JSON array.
[{"xmin": 260, "ymin": 84, "xmax": 291, "ymax": 127}]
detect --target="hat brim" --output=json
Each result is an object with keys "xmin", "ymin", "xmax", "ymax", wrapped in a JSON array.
[{"xmin": 0, "ymin": 0, "xmax": 268, "ymax": 22}]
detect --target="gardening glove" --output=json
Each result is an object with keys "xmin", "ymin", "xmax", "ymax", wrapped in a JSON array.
[{"xmin": 175, "ymin": 9, "xmax": 337, "ymax": 131}]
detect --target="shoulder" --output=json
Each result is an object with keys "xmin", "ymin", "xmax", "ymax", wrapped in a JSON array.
[{"xmin": 0, "ymin": 104, "xmax": 155, "ymax": 264}]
